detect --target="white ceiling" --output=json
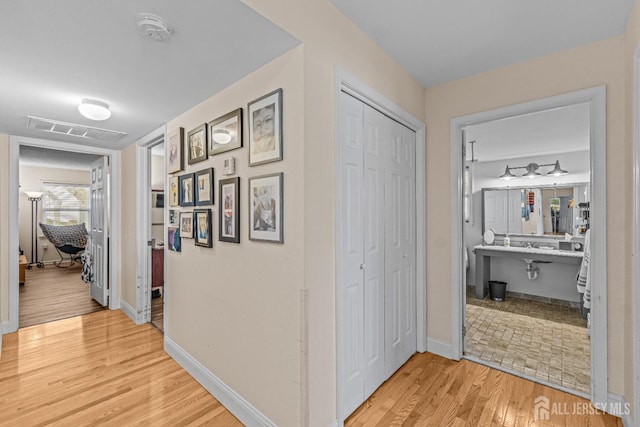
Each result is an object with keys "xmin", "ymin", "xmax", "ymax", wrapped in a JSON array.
[
  {"xmin": 331, "ymin": 0, "xmax": 633, "ymax": 87},
  {"xmin": 0, "ymin": 1, "xmax": 299, "ymax": 150},
  {"xmin": 465, "ymin": 102, "xmax": 590, "ymax": 163}
]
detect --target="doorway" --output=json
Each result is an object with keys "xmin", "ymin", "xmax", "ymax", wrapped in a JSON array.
[
  {"xmin": 149, "ymin": 142, "xmax": 165, "ymax": 332},
  {"xmin": 7, "ymin": 136, "xmax": 121, "ymax": 333},
  {"xmin": 334, "ymin": 68, "xmax": 427, "ymax": 423},
  {"xmin": 450, "ymin": 86, "xmax": 608, "ymax": 404}
]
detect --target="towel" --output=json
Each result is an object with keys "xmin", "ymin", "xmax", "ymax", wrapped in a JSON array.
[{"xmin": 576, "ymin": 229, "xmax": 591, "ymax": 310}]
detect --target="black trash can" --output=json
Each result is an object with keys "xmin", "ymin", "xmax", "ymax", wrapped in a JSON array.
[{"xmin": 489, "ymin": 281, "xmax": 507, "ymax": 302}]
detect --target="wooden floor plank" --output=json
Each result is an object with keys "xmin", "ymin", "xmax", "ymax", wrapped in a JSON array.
[
  {"xmin": 0, "ymin": 310, "xmax": 242, "ymax": 426},
  {"xmin": 346, "ymin": 353, "xmax": 623, "ymax": 427}
]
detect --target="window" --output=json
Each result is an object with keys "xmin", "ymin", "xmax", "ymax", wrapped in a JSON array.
[
  {"xmin": 42, "ymin": 182, "xmax": 90, "ymax": 227},
  {"xmin": 464, "ymin": 164, "xmax": 473, "ymax": 223}
]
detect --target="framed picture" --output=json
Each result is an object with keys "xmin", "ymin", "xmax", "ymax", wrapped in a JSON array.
[
  {"xmin": 194, "ymin": 209, "xmax": 212, "ymax": 248},
  {"xmin": 180, "ymin": 211, "xmax": 194, "ymax": 239},
  {"xmin": 219, "ymin": 177, "xmax": 240, "ymax": 243},
  {"xmin": 169, "ymin": 176, "xmax": 179, "ymax": 207},
  {"xmin": 169, "ymin": 209, "xmax": 179, "ymax": 226},
  {"xmin": 168, "ymin": 226, "xmax": 181, "ymax": 252},
  {"xmin": 249, "ymin": 173, "xmax": 283, "ymax": 243},
  {"xmin": 167, "ymin": 127, "xmax": 184, "ymax": 174},
  {"xmin": 209, "ymin": 108, "xmax": 243, "ymax": 156},
  {"xmin": 195, "ymin": 168, "xmax": 214, "ymax": 206},
  {"xmin": 179, "ymin": 173, "xmax": 195, "ymax": 207},
  {"xmin": 187, "ymin": 124, "xmax": 208, "ymax": 165},
  {"xmin": 248, "ymin": 88, "xmax": 283, "ymax": 166}
]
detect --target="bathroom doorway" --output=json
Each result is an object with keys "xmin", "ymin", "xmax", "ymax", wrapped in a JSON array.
[{"xmin": 451, "ymin": 87, "xmax": 607, "ymax": 402}]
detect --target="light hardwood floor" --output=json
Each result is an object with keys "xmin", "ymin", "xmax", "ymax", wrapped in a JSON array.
[
  {"xmin": 0, "ymin": 309, "xmax": 623, "ymax": 426},
  {"xmin": 20, "ymin": 263, "xmax": 104, "ymax": 328},
  {"xmin": 346, "ymin": 352, "xmax": 622, "ymax": 426},
  {"xmin": 0, "ymin": 310, "xmax": 242, "ymax": 426}
]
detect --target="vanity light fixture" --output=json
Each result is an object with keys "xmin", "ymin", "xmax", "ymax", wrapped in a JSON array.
[
  {"xmin": 78, "ymin": 98, "xmax": 111, "ymax": 121},
  {"xmin": 498, "ymin": 161, "xmax": 569, "ymax": 180},
  {"xmin": 498, "ymin": 165, "xmax": 517, "ymax": 180}
]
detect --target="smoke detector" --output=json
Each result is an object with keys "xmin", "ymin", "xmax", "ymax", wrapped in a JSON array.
[{"xmin": 136, "ymin": 13, "xmax": 174, "ymax": 42}]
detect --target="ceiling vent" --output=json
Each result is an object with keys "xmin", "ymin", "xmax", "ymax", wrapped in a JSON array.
[
  {"xmin": 26, "ymin": 116, "xmax": 127, "ymax": 142},
  {"xmin": 136, "ymin": 13, "xmax": 174, "ymax": 42}
]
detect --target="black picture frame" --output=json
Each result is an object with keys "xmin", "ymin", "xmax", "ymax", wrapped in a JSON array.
[
  {"xmin": 187, "ymin": 123, "xmax": 208, "ymax": 165},
  {"xmin": 179, "ymin": 173, "xmax": 195, "ymax": 207},
  {"xmin": 208, "ymin": 108, "xmax": 243, "ymax": 156},
  {"xmin": 194, "ymin": 209, "xmax": 212, "ymax": 248},
  {"xmin": 248, "ymin": 88, "xmax": 283, "ymax": 166},
  {"xmin": 167, "ymin": 127, "xmax": 184, "ymax": 174},
  {"xmin": 248, "ymin": 172, "xmax": 283, "ymax": 243},
  {"xmin": 219, "ymin": 177, "xmax": 240, "ymax": 243},
  {"xmin": 195, "ymin": 168, "xmax": 214, "ymax": 206},
  {"xmin": 179, "ymin": 211, "xmax": 194, "ymax": 239}
]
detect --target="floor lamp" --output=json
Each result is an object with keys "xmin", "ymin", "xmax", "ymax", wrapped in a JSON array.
[{"xmin": 25, "ymin": 191, "xmax": 45, "ymax": 269}]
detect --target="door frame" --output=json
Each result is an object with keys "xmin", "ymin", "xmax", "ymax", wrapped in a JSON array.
[
  {"xmin": 449, "ymin": 86, "xmax": 607, "ymax": 404},
  {"xmin": 334, "ymin": 66, "xmax": 427, "ymax": 424},
  {"xmin": 134, "ymin": 126, "xmax": 166, "ymax": 325},
  {"xmin": 7, "ymin": 135, "xmax": 121, "ymax": 333},
  {"xmin": 633, "ymin": 42, "xmax": 640, "ymax": 425}
]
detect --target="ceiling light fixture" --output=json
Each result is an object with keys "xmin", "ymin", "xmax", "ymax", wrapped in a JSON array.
[
  {"xmin": 498, "ymin": 161, "xmax": 569, "ymax": 180},
  {"xmin": 211, "ymin": 129, "xmax": 232, "ymax": 144},
  {"xmin": 78, "ymin": 98, "xmax": 111, "ymax": 121}
]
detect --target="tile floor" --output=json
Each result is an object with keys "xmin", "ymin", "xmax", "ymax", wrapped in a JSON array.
[{"xmin": 465, "ymin": 288, "xmax": 590, "ymax": 395}]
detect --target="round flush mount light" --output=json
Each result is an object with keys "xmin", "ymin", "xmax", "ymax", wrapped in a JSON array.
[
  {"xmin": 136, "ymin": 13, "xmax": 174, "ymax": 42},
  {"xmin": 212, "ymin": 129, "xmax": 232, "ymax": 144},
  {"xmin": 78, "ymin": 98, "xmax": 111, "ymax": 121}
]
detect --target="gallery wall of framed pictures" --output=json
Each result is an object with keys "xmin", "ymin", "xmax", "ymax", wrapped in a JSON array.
[{"xmin": 166, "ymin": 87, "xmax": 285, "ymax": 251}]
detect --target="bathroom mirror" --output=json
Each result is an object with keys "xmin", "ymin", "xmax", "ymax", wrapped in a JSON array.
[{"xmin": 482, "ymin": 183, "xmax": 588, "ymax": 237}]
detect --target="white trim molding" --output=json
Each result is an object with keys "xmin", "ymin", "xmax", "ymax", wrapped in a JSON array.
[
  {"xmin": 605, "ymin": 393, "xmax": 633, "ymax": 426},
  {"xmin": 333, "ymin": 66, "xmax": 427, "ymax": 424},
  {"xmin": 450, "ymin": 86, "xmax": 608, "ymax": 404},
  {"xmin": 426, "ymin": 337, "xmax": 454, "ymax": 360},
  {"xmin": 164, "ymin": 336, "xmax": 276, "ymax": 427},
  {"xmin": 135, "ymin": 126, "xmax": 165, "ymax": 326},
  {"xmin": 119, "ymin": 300, "xmax": 140, "ymax": 324},
  {"xmin": 7, "ymin": 135, "xmax": 121, "ymax": 333},
  {"xmin": 633, "ymin": 41, "xmax": 640, "ymax": 427}
]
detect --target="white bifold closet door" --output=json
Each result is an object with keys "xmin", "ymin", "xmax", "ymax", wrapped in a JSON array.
[{"xmin": 339, "ymin": 91, "xmax": 417, "ymax": 418}]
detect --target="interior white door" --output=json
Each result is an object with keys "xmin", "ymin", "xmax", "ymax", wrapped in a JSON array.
[
  {"xmin": 384, "ymin": 119, "xmax": 417, "ymax": 377},
  {"xmin": 339, "ymin": 92, "xmax": 366, "ymax": 417},
  {"xmin": 363, "ymin": 104, "xmax": 387, "ymax": 398},
  {"xmin": 339, "ymin": 92, "xmax": 417, "ymax": 419},
  {"xmin": 89, "ymin": 156, "xmax": 109, "ymax": 306}
]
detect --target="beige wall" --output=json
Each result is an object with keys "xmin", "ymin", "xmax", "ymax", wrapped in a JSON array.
[
  {"xmin": 425, "ymin": 36, "xmax": 627, "ymax": 394},
  {"xmin": 119, "ymin": 145, "xmax": 138, "ymax": 310},
  {"xmin": 18, "ymin": 165, "xmax": 91, "ymax": 264},
  {"xmin": 241, "ymin": 2, "xmax": 425, "ymax": 424},
  {"xmin": 624, "ymin": 0, "xmax": 640, "ymax": 417},
  {"xmin": 166, "ymin": 47, "xmax": 305, "ymax": 427},
  {"xmin": 0, "ymin": 134, "xmax": 9, "ymax": 327}
]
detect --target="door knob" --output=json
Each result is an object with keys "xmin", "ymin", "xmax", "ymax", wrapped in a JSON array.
[{"xmin": 360, "ymin": 264, "xmax": 365, "ymax": 270}]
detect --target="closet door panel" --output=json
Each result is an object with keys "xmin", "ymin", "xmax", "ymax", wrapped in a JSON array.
[
  {"xmin": 339, "ymin": 92, "xmax": 366, "ymax": 417},
  {"xmin": 363, "ymin": 104, "xmax": 387, "ymax": 397}
]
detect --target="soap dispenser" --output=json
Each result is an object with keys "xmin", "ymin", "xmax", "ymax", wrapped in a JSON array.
[{"xmin": 504, "ymin": 235, "xmax": 511, "ymax": 247}]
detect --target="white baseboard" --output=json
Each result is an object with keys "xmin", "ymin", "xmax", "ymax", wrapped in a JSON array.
[
  {"xmin": 426, "ymin": 337, "xmax": 454, "ymax": 359},
  {"xmin": 164, "ymin": 336, "xmax": 277, "ymax": 427},
  {"xmin": 0, "ymin": 321, "xmax": 10, "ymax": 335},
  {"xmin": 119, "ymin": 300, "xmax": 139, "ymax": 324},
  {"xmin": 605, "ymin": 392, "xmax": 633, "ymax": 426},
  {"xmin": 326, "ymin": 421, "xmax": 339, "ymax": 427}
]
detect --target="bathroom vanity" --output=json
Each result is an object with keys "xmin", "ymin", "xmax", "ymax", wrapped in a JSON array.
[{"xmin": 473, "ymin": 245, "xmax": 583, "ymax": 299}]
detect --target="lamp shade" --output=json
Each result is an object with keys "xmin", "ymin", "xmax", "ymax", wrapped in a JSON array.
[
  {"xmin": 522, "ymin": 163, "xmax": 541, "ymax": 179},
  {"xmin": 24, "ymin": 191, "xmax": 43, "ymax": 200},
  {"xmin": 78, "ymin": 98, "xmax": 111, "ymax": 121},
  {"xmin": 547, "ymin": 160, "xmax": 569, "ymax": 176},
  {"xmin": 498, "ymin": 166, "xmax": 516, "ymax": 181}
]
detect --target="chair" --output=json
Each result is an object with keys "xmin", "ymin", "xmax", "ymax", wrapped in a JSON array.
[{"xmin": 39, "ymin": 223, "xmax": 88, "ymax": 268}]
